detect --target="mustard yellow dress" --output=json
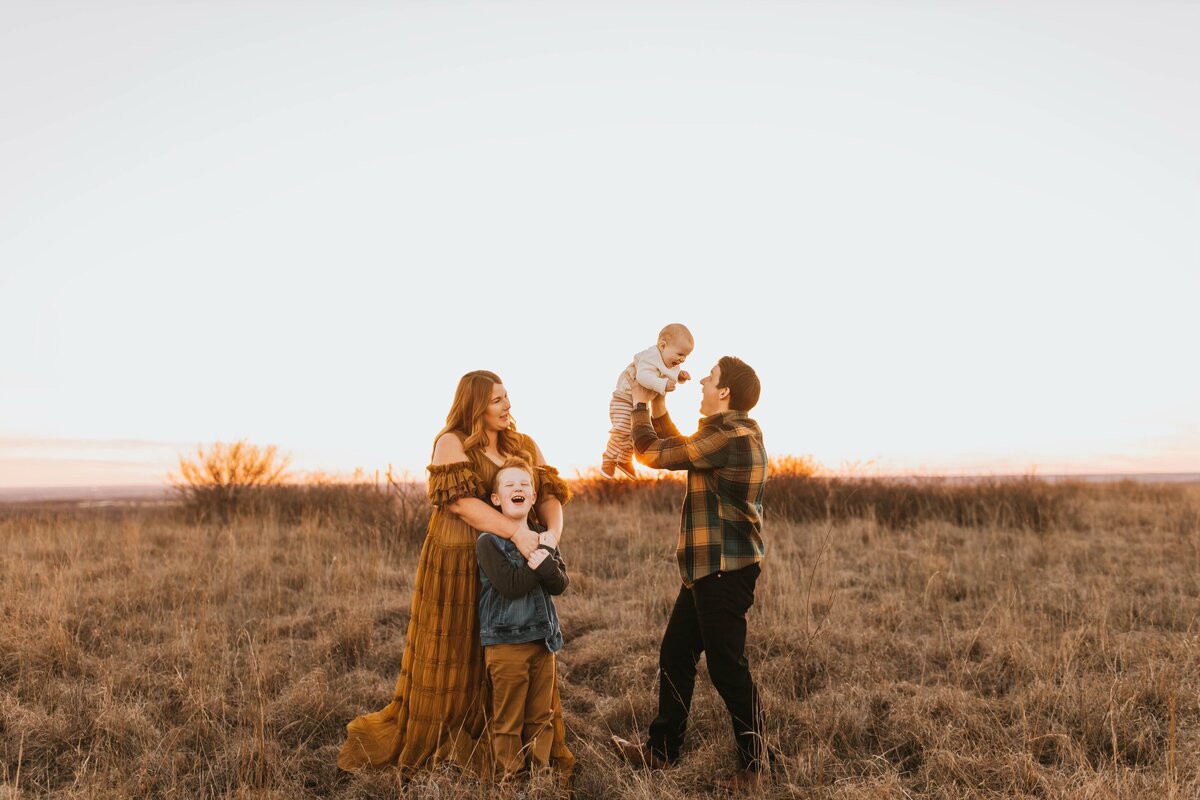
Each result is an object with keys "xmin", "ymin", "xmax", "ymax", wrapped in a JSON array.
[{"xmin": 337, "ymin": 433, "xmax": 575, "ymax": 778}]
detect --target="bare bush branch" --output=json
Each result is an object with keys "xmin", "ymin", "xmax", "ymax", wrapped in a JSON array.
[{"xmin": 170, "ymin": 440, "xmax": 292, "ymax": 521}]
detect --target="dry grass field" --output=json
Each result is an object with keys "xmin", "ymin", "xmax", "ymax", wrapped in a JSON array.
[{"xmin": 1, "ymin": 475, "xmax": 1198, "ymax": 798}]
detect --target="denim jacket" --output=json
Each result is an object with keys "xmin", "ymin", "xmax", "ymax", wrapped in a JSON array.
[{"xmin": 476, "ymin": 532, "xmax": 568, "ymax": 653}]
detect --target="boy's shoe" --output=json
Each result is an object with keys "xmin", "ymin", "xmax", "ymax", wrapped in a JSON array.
[
  {"xmin": 610, "ymin": 736, "xmax": 670, "ymax": 770},
  {"xmin": 615, "ymin": 460, "xmax": 638, "ymax": 479},
  {"xmin": 600, "ymin": 459, "xmax": 617, "ymax": 478}
]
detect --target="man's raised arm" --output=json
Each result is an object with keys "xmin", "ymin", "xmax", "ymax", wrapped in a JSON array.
[
  {"xmin": 649, "ymin": 394, "xmax": 682, "ymax": 438},
  {"xmin": 630, "ymin": 403, "xmax": 729, "ymax": 472}
]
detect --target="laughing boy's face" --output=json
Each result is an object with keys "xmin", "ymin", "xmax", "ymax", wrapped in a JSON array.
[{"xmin": 492, "ymin": 466, "xmax": 536, "ymax": 520}]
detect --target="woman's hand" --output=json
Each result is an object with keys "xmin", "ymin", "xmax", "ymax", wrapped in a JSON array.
[
  {"xmin": 538, "ymin": 530, "xmax": 558, "ymax": 549},
  {"xmin": 630, "ymin": 383, "xmax": 657, "ymax": 406},
  {"xmin": 511, "ymin": 522, "xmax": 539, "ymax": 558}
]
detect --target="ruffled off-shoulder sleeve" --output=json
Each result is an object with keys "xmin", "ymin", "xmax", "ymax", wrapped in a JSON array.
[
  {"xmin": 426, "ymin": 461, "xmax": 483, "ymax": 509},
  {"xmin": 535, "ymin": 464, "xmax": 572, "ymax": 506}
]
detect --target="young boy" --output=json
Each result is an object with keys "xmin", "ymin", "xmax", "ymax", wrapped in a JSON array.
[
  {"xmin": 477, "ymin": 456, "xmax": 569, "ymax": 779},
  {"xmin": 602, "ymin": 323, "xmax": 694, "ymax": 478}
]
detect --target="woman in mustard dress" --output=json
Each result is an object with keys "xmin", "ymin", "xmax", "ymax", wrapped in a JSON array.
[{"xmin": 337, "ymin": 370, "xmax": 575, "ymax": 779}]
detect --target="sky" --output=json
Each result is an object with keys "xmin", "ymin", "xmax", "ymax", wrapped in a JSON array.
[{"xmin": 2, "ymin": 1, "xmax": 1198, "ymax": 487}]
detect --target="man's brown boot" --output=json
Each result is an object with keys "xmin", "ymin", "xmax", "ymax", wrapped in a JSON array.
[{"xmin": 610, "ymin": 735, "xmax": 669, "ymax": 770}]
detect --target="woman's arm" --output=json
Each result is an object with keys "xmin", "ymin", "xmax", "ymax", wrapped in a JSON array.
[
  {"xmin": 529, "ymin": 437, "xmax": 564, "ymax": 547},
  {"xmin": 433, "ymin": 433, "xmax": 539, "ymax": 556}
]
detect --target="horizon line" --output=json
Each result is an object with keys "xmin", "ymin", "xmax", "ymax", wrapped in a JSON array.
[{"xmin": 4, "ymin": 470, "xmax": 1200, "ymax": 500}]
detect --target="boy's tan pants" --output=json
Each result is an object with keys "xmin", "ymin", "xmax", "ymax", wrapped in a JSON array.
[{"xmin": 485, "ymin": 642, "xmax": 556, "ymax": 777}]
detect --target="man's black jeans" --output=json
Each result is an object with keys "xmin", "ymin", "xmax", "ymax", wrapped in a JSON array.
[{"xmin": 647, "ymin": 562, "xmax": 764, "ymax": 770}]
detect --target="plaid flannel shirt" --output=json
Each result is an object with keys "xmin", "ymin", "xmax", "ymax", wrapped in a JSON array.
[{"xmin": 630, "ymin": 405, "xmax": 767, "ymax": 586}]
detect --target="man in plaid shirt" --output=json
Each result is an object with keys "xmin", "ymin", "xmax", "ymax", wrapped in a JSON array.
[{"xmin": 611, "ymin": 355, "xmax": 769, "ymax": 793}]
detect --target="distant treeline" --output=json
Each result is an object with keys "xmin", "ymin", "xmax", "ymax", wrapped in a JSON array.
[{"xmin": 169, "ymin": 468, "xmax": 1197, "ymax": 539}]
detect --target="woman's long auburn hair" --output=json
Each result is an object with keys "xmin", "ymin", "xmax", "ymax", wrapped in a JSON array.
[{"xmin": 431, "ymin": 370, "xmax": 533, "ymax": 462}]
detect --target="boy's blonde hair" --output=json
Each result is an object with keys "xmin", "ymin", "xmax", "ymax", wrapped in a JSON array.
[
  {"xmin": 658, "ymin": 323, "xmax": 693, "ymax": 347},
  {"xmin": 492, "ymin": 456, "xmax": 536, "ymax": 494}
]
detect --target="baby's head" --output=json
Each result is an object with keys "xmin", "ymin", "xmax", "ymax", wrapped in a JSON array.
[
  {"xmin": 657, "ymin": 323, "xmax": 694, "ymax": 369},
  {"xmin": 491, "ymin": 457, "xmax": 537, "ymax": 520}
]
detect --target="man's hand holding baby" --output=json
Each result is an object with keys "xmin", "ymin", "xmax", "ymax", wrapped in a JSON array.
[{"xmin": 630, "ymin": 383, "xmax": 657, "ymax": 406}]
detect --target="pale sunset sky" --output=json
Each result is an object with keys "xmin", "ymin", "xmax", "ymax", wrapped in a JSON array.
[{"xmin": 2, "ymin": 2, "xmax": 1197, "ymax": 488}]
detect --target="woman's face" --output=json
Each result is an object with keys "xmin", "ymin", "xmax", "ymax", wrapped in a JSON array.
[{"xmin": 482, "ymin": 383, "xmax": 512, "ymax": 434}]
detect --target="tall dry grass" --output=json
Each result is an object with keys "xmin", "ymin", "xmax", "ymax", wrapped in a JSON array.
[{"xmin": 1, "ymin": 478, "xmax": 1198, "ymax": 798}]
